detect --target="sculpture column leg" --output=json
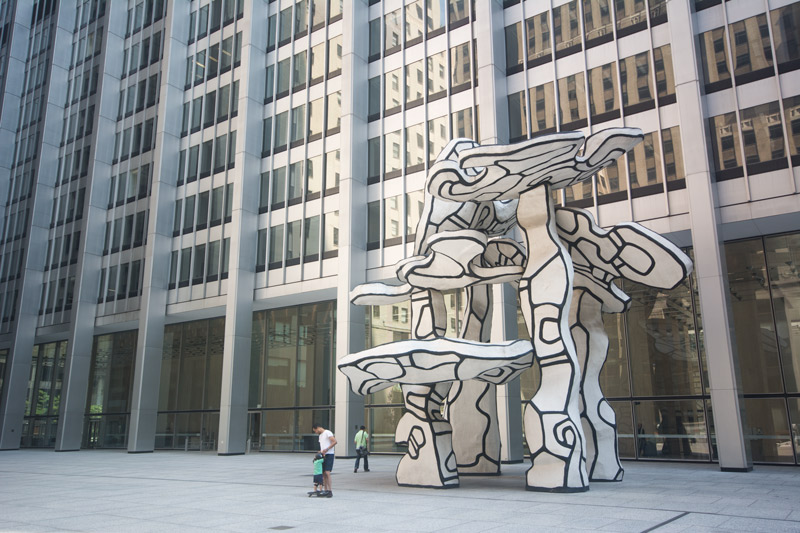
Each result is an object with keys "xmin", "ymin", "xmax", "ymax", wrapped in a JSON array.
[
  {"xmin": 517, "ymin": 185, "xmax": 589, "ymax": 492},
  {"xmin": 395, "ymin": 383, "xmax": 459, "ymax": 488},
  {"xmin": 393, "ymin": 289, "xmax": 458, "ymax": 488},
  {"xmin": 571, "ymin": 289, "xmax": 623, "ymax": 481},
  {"xmin": 446, "ymin": 284, "xmax": 502, "ymax": 474}
]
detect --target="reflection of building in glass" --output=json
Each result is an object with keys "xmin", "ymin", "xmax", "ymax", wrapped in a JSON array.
[{"xmin": 0, "ymin": 0, "xmax": 798, "ymax": 473}]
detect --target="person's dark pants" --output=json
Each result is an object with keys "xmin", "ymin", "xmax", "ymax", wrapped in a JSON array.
[{"xmin": 354, "ymin": 449, "xmax": 369, "ymax": 471}]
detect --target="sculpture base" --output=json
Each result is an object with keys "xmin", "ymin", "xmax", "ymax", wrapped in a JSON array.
[
  {"xmin": 397, "ymin": 482, "xmax": 460, "ymax": 490},
  {"xmin": 525, "ymin": 485, "xmax": 590, "ymax": 493}
]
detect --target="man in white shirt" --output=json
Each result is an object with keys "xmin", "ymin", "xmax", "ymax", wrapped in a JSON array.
[{"xmin": 312, "ymin": 423, "xmax": 337, "ymax": 497}]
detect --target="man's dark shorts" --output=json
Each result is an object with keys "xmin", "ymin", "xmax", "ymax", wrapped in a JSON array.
[{"xmin": 323, "ymin": 454, "xmax": 334, "ymax": 472}]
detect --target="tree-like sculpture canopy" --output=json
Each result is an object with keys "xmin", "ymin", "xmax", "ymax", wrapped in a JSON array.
[{"xmin": 339, "ymin": 129, "xmax": 692, "ymax": 492}]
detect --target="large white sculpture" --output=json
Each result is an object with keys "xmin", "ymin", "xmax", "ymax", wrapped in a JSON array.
[
  {"xmin": 339, "ymin": 130, "xmax": 693, "ymax": 492},
  {"xmin": 556, "ymin": 208, "xmax": 693, "ymax": 481}
]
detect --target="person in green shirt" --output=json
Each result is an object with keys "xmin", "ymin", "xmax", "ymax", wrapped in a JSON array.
[
  {"xmin": 311, "ymin": 453, "xmax": 324, "ymax": 495},
  {"xmin": 354, "ymin": 425, "xmax": 370, "ymax": 473}
]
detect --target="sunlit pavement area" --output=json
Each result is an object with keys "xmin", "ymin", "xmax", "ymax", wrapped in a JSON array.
[{"xmin": 1, "ymin": 450, "xmax": 799, "ymax": 532}]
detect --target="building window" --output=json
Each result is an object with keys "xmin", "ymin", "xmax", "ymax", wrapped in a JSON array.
[
  {"xmin": 406, "ymin": 123, "xmax": 425, "ymax": 173},
  {"xmin": 450, "ymin": 43, "xmax": 471, "ymax": 92},
  {"xmin": 369, "ymin": 18, "xmax": 381, "ymax": 60},
  {"xmin": 406, "ymin": 0, "xmax": 423, "ymax": 45},
  {"xmin": 427, "ymin": 51, "xmax": 447, "ymax": 100},
  {"xmin": 155, "ymin": 318, "xmax": 225, "ymax": 451},
  {"xmin": 249, "ymin": 302, "xmax": 335, "ymax": 451},
  {"xmin": 367, "ymin": 200, "xmax": 380, "ymax": 249},
  {"xmin": 304, "ymin": 215, "xmax": 320, "ymax": 260},
  {"xmin": 739, "ymin": 101, "xmax": 787, "ymax": 174},
  {"xmin": 661, "ymin": 126, "xmax": 685, "ymax": 183},
  {"xmin": 627, "ymin": 131, "xmax": 663, "ymax": 195},
  {"xmin": 526, "ymin": 12, "xmax": 551, "ymax": 65},
  {"xmin": 771, "ymin": 3, "xmax": 800, "ymax": 73},
  {"xmin": 554, "ymin": 0, "xmax": 581, "ymax": 57},
  {"xmin": 729, "ymin": 14, "xmax": 773, "ymax": 84},
  {"xmin": 653, "ymin": 45, "xmax": 676, "ymax": 105},
  {"xmin": 368, "ymin": 77, "xmax": 381, "ymax": 120},
  {"xmin": 427, "ymin": 115, "xmax": 448, "ymax": 165},
  {"xmin": 587, "ymin": 63, "xmax": 619, "ymax": 123},
  {"xmin": 508, "ymin": 91, "xmax": 527, "ymax": 142},
  {"xmin": 619, "ymin": 52, "xmax": 654, "ymax": 115},
  {"xmin": 451, "ymin": 108, "xmax": 474, "ymax": 140},
  {"xmin": 583, "ymin": 0, "xmax": 612, "ymax": 47},
  {"xmin": 595, "ymin": 159, "xmax": 624, "ymax": 201},
  {"xmin": 384, "ymin": 130, "xmax": 402, "ymax": 177},
  {"xmin": 615, "ymin": 0, "xmax": 648, "ymax": 36},
  {"xmin": 557, "ymin": 72, "xmax": 587, "ymax": 129},
  {"xmin": 269, "ymin": 225, "xmax": 284, "ymax": 268},
  {"xmin": 385, "ymin": 9, "xmax": 401, "ymax": 53},
  {"xmin": 505, "ymin": 22, "xmax": 523, "ymax": 73},
  {"xmin": 708, "ymin": 112, "xmax": 743, "ymax": 181}
]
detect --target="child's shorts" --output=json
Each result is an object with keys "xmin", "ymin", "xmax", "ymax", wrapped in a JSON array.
[{"xmin": 313, "ymin": 474, "xmax": 323, "ymax": 485}]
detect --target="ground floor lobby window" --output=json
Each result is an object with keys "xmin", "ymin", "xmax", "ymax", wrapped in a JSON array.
[
  {"xmin": 155, "ymin": 317, "xmax": 224, "ymax": 451},
  {"xmin": 21, "ymin": 341, "xmax": 67, "ymax": 448},
  {"xmin": 248, "ymin": 301, "xmax": 335, "ymax": 451},
  {"xmin": 83, "ymin": 330, "xmax": 136, "ymax": 449}
]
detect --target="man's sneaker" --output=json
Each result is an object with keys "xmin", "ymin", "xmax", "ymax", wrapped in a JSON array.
[
  {"xmin": 364, "ymin": 469, "xmax": 370, "ymax": 472},
  {"xmin": 324, "ymin": 491, "xmax": 333, "ymax": 498}
]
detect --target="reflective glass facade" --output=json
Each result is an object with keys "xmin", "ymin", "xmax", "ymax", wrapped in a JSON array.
[
  {"xmin": 21, "ymin": 341, "xmax": 67, "ymax": 448},
  {"xmin": 155, "ymin": 317, "xmax": 224, "ymax": 451},
  {"xmin": 249, "ymin": 301, "xmax": 335, "ymax": 451},
  {"xmin": 83, "ymin": 330, "xmax": 137, "ymax": 449}
]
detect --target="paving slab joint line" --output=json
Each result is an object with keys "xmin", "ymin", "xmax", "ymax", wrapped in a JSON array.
[{"xmin": 641, "ymin": 512, "xmax": 688, "ymax": 532}]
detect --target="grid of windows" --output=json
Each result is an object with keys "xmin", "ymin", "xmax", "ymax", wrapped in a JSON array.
[
  {"xmin": 259, "ymin": 1, "xmax": 343, "ymax": 280},
  {"xmin": 504, "ymin": 3, "xmax": 680, "ymax": 208}
]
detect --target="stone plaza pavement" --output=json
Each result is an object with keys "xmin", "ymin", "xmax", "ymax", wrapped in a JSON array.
[{"xmin": 0, "ymin": 450, "xmax": 799, "ymax": 532}]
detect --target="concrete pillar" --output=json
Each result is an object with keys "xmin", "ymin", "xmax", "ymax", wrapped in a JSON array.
[
  {"xmin": 0, "ymin": 1, "xmax": 34, "ymax": 451},
  {"xmin": 333, "ymin": 0, "xmax": 369, "ymax": 458},
  {"xmin": 474, "ymin": 0, "xmax": 508, "ymax": 146},
  {"xmin": 667, "ymin": 1, "xmax": 750, "ymax": 471},
  {"xmin": 54, "ymin": 1, "xmax": 117, "ymax": 452},
  {"xmin": 216, "ymin": 0, "xmax": 266, "ymax": 456},
  {"xmin": 474, "ymin": 0, "xmax": 522, "ymax": 464},
  {"xmin": 128, "ymin": 2, "xmax": 189, "ymax": 453},
  {"xmin": 493, "ymin": 283, "xmax": 524, "ymax": 463}
]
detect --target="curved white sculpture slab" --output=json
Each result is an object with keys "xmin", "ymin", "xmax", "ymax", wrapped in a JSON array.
[
  {"xmin": 338, "ymin": 337, "xmax": 534, "ymax": 395},
  {"xmin": 427, "ymin": 129, "xmax": 643, "ymax": 202}
]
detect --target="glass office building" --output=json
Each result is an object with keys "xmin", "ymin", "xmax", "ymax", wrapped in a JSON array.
[{"xmin": 0, "ymin": 0, "xmax": 798, "ymax": 471}]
